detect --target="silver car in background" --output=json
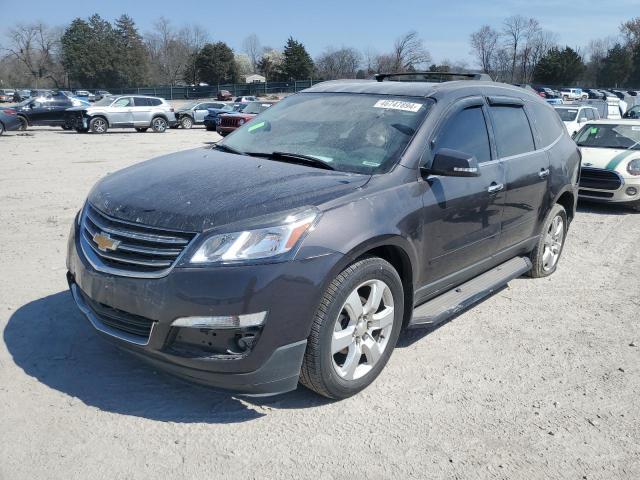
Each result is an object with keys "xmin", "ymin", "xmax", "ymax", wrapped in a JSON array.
[
  {"xmin": 67, "ymin": 95, "xmax": 177, "ymax": 134},
  {"xmin": 174, "ymin": 101, "xmax": 231, "ymax": 129}
]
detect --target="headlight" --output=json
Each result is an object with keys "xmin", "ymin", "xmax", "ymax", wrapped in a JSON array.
[
  {"xmin": 238, "ymin": 119, "xmax": 245, "ymax": 125},
  {"xmin": 627, "ymin": 158, "xmax": 640, "ymax": 176},
  {"xmin": 189, "ymin": 209, "xmax": 318, "ymax": 264}
]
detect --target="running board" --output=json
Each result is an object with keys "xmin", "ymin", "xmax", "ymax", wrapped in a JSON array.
[{"xmin": 409, "ymin": 256, "xmax": 532, "ymax": 328}]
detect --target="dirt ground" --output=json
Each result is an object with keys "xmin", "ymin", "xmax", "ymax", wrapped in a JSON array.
[{"xmin": 0, "ymin": 126, "xmax": 638, "ymax": 480}]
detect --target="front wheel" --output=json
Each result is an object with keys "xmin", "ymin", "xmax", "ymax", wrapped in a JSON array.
[
  {"xmin": 300, "ymin": 257, "xmax": 404, "ymax": 399},
  {"xmin": 529, "ymin": 203, "xmax": 568, "ymax": 278},
  {"xmin": 151, "ymin": 117, "xmax": 167, "ymax": 133},
  {"xmin": 0, "ymin": 121, "xmax": 4, "ymax": 135},
  {"xmin": 180, "ymin": 116, "xmax": 193, "ymax": 129},
  {"xmin": 17, "ymin": 116, "xmax": 27, "ymax": 131},
  {"xmin": 89, "ymin": 117, "xmax": 108, "ymax": 134}
]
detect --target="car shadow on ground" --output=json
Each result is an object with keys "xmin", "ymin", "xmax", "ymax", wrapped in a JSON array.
[
  {"xmin": 3, "ymin": 291, "xmax": 336, "ymax": 423},
  {"xmin": 4, "ymin": 288, "xmax": 472, "ymax": 422}
]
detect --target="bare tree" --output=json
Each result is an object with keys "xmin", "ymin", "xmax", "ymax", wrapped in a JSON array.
[
  {"xmin": 392, "ymin": 31, "xmax": 431, "ymax": 72},
  {"xmin": 2, "ymin": 22, "xmax": 62, "ymax": 88},
  {"xmin": 242, "ymin": 34, "xmax": 262, "ymax": 72},
  {"xmin": 145, "ymin": 18, "xmax": 208, "ymax": 85},
  {"xmin": 315, "ymin": 47, "xmax": 362, "ymax": 79},
  {"xmin": 502, "ymin": 15, "xmax": 529, "ymax": 82},
  {"xmin": 470, "ymin": 25, "xmax": 499, "ymax": 73}
]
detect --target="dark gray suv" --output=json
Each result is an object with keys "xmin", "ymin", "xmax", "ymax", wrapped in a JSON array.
[{"xmin": 66, "ymin": 74, "xmax": 580, "ymax": 399}]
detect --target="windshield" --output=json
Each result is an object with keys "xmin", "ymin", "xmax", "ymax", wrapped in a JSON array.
[
  {"xmin": 222, "ymin": 92, "xmax": 432, "ymax": 174},
  {"xmin": 555, "ymin": 108, "xmax": 578, "ymax": 121},
  {"xmin": 575, "ymin": 123, "xmax": 640, "ymax": 150},
  {"xmin": 181, "ymin": 101, "xmax": 199, "ymax": 110},
  {"xmin": 92, "ymin": 96, "xmax": 117, "ymax": 106}
]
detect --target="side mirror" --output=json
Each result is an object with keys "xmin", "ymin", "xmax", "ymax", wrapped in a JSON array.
[{"xmin": 423, "ymin": 148, "xmax": 480, "ymax": 177}]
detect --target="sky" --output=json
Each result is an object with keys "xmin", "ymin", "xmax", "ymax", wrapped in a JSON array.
[{"xmin": 0, "ymin": 0, "xmax": 636, "ymax": 66}]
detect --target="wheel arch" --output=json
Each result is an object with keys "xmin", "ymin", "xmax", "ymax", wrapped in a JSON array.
[
  {"xmin": 320, "ymin": 236, "xmax": 417, "ymax": 331},
  {"xmin": 553, "ymin": 187, "xmax": 576, "ymax": 223},
  {"xmin": 89, "ymin": 114, "xmax": 110, "ymax": 127}
]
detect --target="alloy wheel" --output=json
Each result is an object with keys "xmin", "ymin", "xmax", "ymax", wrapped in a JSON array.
[
  {"xmin": 542, "ymin": 214, "xmax": 564, "ymax": 271},
  {"xmin": 93, "ymin": 118, "xmax": 106, "ymax": 133},
  {"xmin": 153, "ymin": 118, "xmax": 167, "ymax": 132},
  {"xmin": 331, "ymin": 279, "xmax": 395, "ymax": 381}
]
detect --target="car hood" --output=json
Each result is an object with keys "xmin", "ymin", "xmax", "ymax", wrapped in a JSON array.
[
  {"xmin": 580, "ymin": 146, "xmax": 638, "ymax": 174},
  {"xmin": 88, "ymin": 147, "xmax": 370, "ymax": 232}
]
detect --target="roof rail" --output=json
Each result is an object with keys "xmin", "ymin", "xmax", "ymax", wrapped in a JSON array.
[{"xmin": 375, "ymin": 72, "xmax": 493, "ymax": 83}]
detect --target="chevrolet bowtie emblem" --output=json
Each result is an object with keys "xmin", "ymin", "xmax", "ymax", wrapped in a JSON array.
[{"xmin": 93, "ymin": 232, "xmax": 121, "ymax": 252}]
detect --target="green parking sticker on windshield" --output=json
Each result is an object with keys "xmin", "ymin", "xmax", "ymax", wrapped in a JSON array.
[
  {"xmin": 590, "ymin": 127, "xmax": 598, "ymax": 134},
  {"xmin": 248, "ymin": 121, "xmax": 266, "ymax": 133}
]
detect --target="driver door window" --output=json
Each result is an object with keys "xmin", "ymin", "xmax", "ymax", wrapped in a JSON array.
[
  {"xmin": 113, "ymin": 97, "xmax": 133, "ymax": 108},
  {"xmin": 435, "ymin": 106, "xmax": 492, "ymax": 163}
]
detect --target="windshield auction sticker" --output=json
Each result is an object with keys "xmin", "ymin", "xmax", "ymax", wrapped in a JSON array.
[{"xmin": 373, "ymin": 99, "xmax": 422, "ymax": 112}]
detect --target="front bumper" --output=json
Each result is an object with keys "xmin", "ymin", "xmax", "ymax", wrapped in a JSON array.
[
  {"xmin": 579, "ymin": 170, "xmax": 640, "ymax": 205},
  {"xmin": 216, "ymin": 125, "xmax": 237, "ymax": 135},
  {"xmin": 66, "ymin": 222, "xmax": 341, "ymax": 395}
]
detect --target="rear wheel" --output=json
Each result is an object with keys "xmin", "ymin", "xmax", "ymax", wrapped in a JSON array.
[
  {"xmin": 529, "ymin": 203, "xmax": 567, "ymax": 278},
  {"xmin": 17, "ymin": 116, "xmax": 27, "ymax": 131},
  {"xmin": 89, "ymin": 117, "xmax": 108, "ymax": 134},
  {"xmin": 135, "ymin": 127, "xmax": 148, "ymax": 133},
  {"xmin": 0, "ymin": 121, "xmax": 4, "ymax": 135},
  {"xmin": 300, "ymin": 257, "xmax": 404, "ymax": 399},
  {"xmin": 180, "ymin": 116, "xmax": 193, "ymax": 129},
  {"xmin": 151, "ymin": 117, "xmax": 167, "ymax": 133}
]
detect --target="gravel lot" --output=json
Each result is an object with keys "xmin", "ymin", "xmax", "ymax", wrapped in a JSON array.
[{"xmin": 1, "ymin": 126, "xmax": 639, "ymax": 480}]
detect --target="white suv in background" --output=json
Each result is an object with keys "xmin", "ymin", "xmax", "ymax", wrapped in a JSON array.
[
  {"xmin": 553, "ymin": 105, "xmax": 600, "ymax": 136},
  {"xmin": 67, "ymin": 95, "xmax": 177, "ymax": 134},
  {"xmin": 560, "ymin": 88, "xmax": 588, "ymax": 102}
]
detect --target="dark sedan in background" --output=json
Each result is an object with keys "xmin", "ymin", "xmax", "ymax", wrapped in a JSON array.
[{"xmin": 13, "ymin": 96, "xmax": 77, "ymax": 130}]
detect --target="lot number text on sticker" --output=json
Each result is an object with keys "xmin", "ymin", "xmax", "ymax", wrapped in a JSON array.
[{"xmin": 374, "ymin": 99, "xmax": 422, "ymax": 112}]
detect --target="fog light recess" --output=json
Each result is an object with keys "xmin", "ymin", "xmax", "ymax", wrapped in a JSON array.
[{"xmin": 625, "ymin": 187, "xmax": 638, "ymax": 196}]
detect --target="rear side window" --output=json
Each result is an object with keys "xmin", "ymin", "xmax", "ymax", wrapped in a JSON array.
[
  {"xmin": 149, "ymin": 98, "xmax": 162, "ymax": 106},
  {"xmin": 527, "ymin": 102, "xmax": 564, "ymax": 147},
  {"xmin": 490, "ymin": 105, "xmax": 535, "ymax": 157},
  {"xmin": 133, "ymin": 98, "xmax": 150, "ymax": 106},
  {"xmin": 436, "ymin": 106, "xmax": 491, "ymax": 162}
]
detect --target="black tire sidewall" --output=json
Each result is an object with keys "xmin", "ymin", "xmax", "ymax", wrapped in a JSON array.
[{"xmin": 315, "ymin": 258, "xmax": 404, "ymax": 398}]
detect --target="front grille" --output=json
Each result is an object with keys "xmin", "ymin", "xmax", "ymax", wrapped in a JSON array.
[
  {"xmin": 579, "ymin": 189, "xmax": 614, "ymax": 198},
  {"xmin": 77, "ymin": 287, "xmax": 154, "ymax": 338},
  {"xmin": 220, "ymin": 116, "xmax": 240, "ymax": 128},
  {"xmin": 579, "ymin": 167, "xmax": 622, "ymax": 191},
  {"xmin": 80, "ymin": 204, "xmax": 196, "ymax": 276}
]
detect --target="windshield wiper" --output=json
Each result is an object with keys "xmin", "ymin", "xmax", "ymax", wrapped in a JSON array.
[
  {"xmin": 245, "ymin": 151, "xmax": 335, "ymax": 170},
  {"xmin": 213, "ymin": 143, "xmax": 246, "ymax": 155}
]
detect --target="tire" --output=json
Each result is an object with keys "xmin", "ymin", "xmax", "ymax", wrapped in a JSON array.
[
  {"xmin": 135, "ymin": 127, "xmax": 148, "ymax": 133},
  {"xmin": 89, "ymin": 116, "xmax": 108, "ymax": 134},
  {"xmin": 17, "ymin": 116, "xmax": 27, "ymax": 131},
  {"xmin": 75, "ymin": 128, "xmax": 89, "ymax": 133},
  {"xmin": 180, "ymin": 116, "xmax": 193, "ymax": 129},
  {"xmin": 205, "ymin": 125, "xmax": 216, "ymax": 131},
  {"xmin": 529, "ymin": 203, "xmax": 568, "ymax": 278},
  {"xmin": 61, "ymin": 125, "xmax": 72, "ymax": 131},
  {"xmin": 300, "ymin": 257, "xmax": 404, "ymax": 399},
  {"xmin": 151, "ymin": 117, "xmax": 168, "ymax": 133},
  {"xmin": 0, "ymin": 121, "xmax": 4, "ymax": 135}
]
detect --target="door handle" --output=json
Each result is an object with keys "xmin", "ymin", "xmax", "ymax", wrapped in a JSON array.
[
  {"xmin": 538, "ymin": 168, "xmax": 550, "ymax": 179},
  {"xmin": 487, "ymin": 182, "xmax": 504, "ymax": 194}
]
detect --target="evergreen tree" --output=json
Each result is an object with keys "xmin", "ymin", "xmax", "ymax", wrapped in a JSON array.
[
  {"xmin": 281, "ymin": 37, "xmax": 313, "ymax": 80},
  {"xmin": 598, "ymin": 43, "xmax": 632, "ymax": 87},
  {"xmin": 532, "ymin": 47, "xmax": 585, "ymax": 85},
  {"xmin": 114, "ymin": 15, "xmax": 149, "ymax": 87},
  {"xmin": 195, "ymin": 42, "xmax": 239, "ymax": 84},
  {"xmin": 628, "ymin": 44, "xmax": 640, "ymax": 88}
]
